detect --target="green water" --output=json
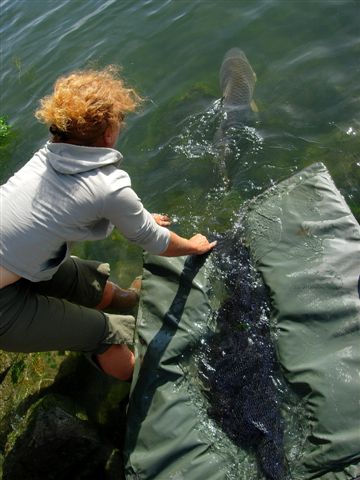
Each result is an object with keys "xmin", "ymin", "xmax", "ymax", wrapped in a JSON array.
[{"xmin": 1, "ymin": 0, "xmax": 359, "ymax": 284}]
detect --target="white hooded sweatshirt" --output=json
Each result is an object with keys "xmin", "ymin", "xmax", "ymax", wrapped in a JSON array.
[{"xmin": 0, "ymin": 142, "xmax": 170, "ymax": 281}]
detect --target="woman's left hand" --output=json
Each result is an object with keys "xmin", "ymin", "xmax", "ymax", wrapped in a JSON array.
[{"xmin": 152, "ymin": 214, "xmax": 171, "ymax": 227}]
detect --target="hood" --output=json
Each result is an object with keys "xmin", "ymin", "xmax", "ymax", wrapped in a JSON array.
[{"xmin": 41, "ymin": 142, "xmax": 123, "ymax": 174}]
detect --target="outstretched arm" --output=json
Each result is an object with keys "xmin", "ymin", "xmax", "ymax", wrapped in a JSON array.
[
  {"xmin": 153, "ymin": 214, "xmax": 216, "ymax": 256},
  {"xmin": 104, "ymin": 183, "xmax": 216, "ymax": 256}
]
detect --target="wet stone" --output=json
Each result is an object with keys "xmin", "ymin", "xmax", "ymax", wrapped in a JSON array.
[
  {"xmin": 0, "ymin": 352, "xmax": 129, "ymax": 480},
  {"xmin": 2, "ymin": 394, "xmax": 118, "ymax": 480}
]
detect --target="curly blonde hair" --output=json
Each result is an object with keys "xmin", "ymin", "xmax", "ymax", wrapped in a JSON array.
[{"xmin": 35, "ymin": 65, "xmax": 142, "ymax": 145}]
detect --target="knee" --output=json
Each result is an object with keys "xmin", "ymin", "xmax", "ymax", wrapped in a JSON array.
[{"xmin": 96, "ymin": 344, "xmax": 135, "ymax": 381}]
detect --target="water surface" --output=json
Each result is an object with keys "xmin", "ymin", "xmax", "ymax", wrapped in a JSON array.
[
  {"xmin": 1, "ymin": 1, "xmax": 359, "ymax": 284},
  {"xmin": 1, "ymin": 2, "xmax": 359, "ymax": 249}
]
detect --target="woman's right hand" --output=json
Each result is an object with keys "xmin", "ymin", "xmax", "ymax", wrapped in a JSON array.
[
  {"xmin": 160, "ymin": 231, "xmax": 217, "ymax": 257},
  {"xmin": 187, "ymin": 234, "xmax": 217, "ymax": 255}
]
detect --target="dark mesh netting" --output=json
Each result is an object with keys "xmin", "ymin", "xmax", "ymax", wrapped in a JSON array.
[{"xmin": 201, "ymin": 230, "xmax": 289, "ymax": 480}]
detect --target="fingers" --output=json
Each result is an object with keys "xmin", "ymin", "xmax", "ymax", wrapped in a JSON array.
[
  {"xmin": 190, "ymin": 234, "xmax": 217, "ymax": 254},
  {"xmin": 201, "ymin": 239, "xmax": 217, "ymax": 253}
]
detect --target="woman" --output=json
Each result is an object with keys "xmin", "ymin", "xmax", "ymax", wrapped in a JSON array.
[{"xmin": 0, "ymin": 66, "xmax": 216, "ymax": 380}]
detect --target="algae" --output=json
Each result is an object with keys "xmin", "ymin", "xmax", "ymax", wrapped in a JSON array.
[
  {"xmin": 0, "ymin": 350, "xmax": 130, "ymax": 479},
  {"xmin": 0, "ymin": 117, "xmax": 18, "ymax": 179},
  {"xmin": 129, "ymin": 82, "xmax": 217, "ymax": 152}
]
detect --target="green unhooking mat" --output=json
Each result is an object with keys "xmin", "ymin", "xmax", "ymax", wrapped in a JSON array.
[
  {"xmin": 124, "ymin": 254, "xmax": 232, "ymax": 480},
  {"xmin": 124, "ymin": 162, "xmax": 360, "ymax": 480},
  {"xmin": 242, "ymin": 162, "xmax": 360, "ymax": 480}
]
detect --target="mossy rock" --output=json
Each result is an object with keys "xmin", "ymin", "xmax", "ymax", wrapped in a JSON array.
[
  {"xmin": 0, "ymin": 351, "xmax": 130, "ymax": 479},
  {"xmin": 0, "ymin": 351, "xmax": 67, "ymax": 448},
  {"xmin": 3, "ymin": 393, "xmax": 124, "ymax": 480}
]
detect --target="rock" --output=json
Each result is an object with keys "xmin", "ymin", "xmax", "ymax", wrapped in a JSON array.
[
  {"xmin": 3, "ymin": 394, "xmax": 119, "ymax": 480},
  {"xmin": 0, "ymin": 351, "xmax": 69, "ymax": 449},
  {"xmin": 0, "ymin": 352, "xmax": 130, "ymax": 479}
]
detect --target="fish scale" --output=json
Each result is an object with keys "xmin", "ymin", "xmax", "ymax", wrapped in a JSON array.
[
  {"xmin": 214, "ymin": 47, "xmax": 258, "ymax": 185},
  {"xmin": 220, "ymin": 48, "xmax": 256, "ymax": 109}
]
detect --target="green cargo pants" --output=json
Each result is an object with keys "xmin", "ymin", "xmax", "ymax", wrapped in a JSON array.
[{"xmin": 0, "ymin": 257, "xmax": 135, "ymax": 356}]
